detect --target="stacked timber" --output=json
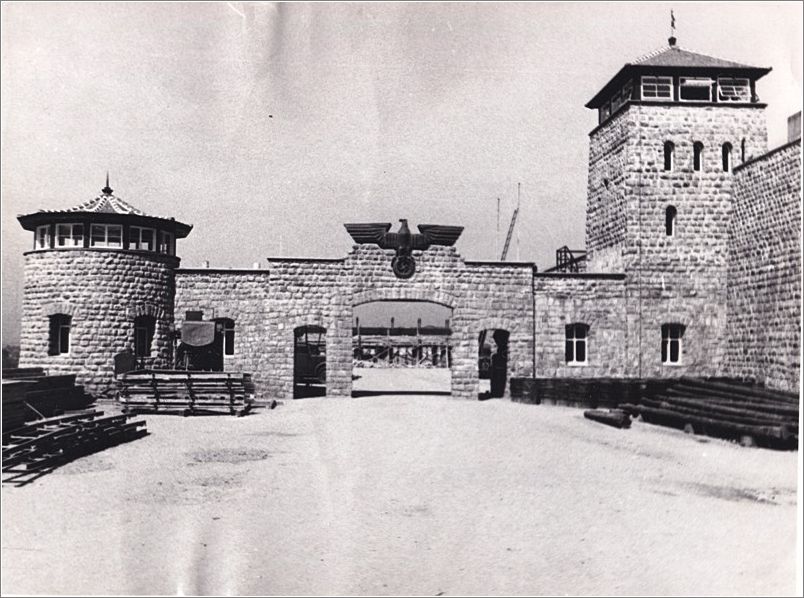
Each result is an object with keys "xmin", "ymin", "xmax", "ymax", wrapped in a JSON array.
[
  {"xmin": 1, "ymin": 368, "xmax": 93, "ymax": 421},
  {"xmin": 584, "ymin": 409, "xmax": 631, "ymax": 429},
  {"xmin": 621, "ymin": 378, "xmax": 799, "ymax": 449},
  {"xmin": 118, "ymin": 370, "xmax": 255, "ymax": 416},
  {"xmin": 2, "ymin": 410, "xmax": 147, "ymax": 486},
  {"xmin": 2, "ymin": 380, "xmax": 36, "ymax": 432}
]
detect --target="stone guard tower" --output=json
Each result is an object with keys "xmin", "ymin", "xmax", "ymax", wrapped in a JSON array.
[
  {"xmin": 17, "ymin": 178, "xmax": 192, "ymax": 397},
  {"xmin": 584, "ymin": 35, "xmax": 770, "ymax": 378}
]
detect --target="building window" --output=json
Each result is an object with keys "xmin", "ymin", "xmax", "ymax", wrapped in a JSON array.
[
  {"xmin": 134, "ymin": 316, "xmax": 156, "ymax": 357},
  {"xmin": 157, "ymin": 230, "xmax": 174, "ymax": 255},
  {"xmin": 90, "ymin": 224, "xmax": 123, "ymax": 248},
  {"xmin": 663, "ymin": 141, "xmax": 674, "ymax": 171},
  {"xmin": 35, "ymin": 225, "xmax": 50, "ymax": 250},
  {"xmin": 600, "ymin": 103, "xmax": 611, "ymax": 123},
  {"xmin": 665, "ymin": 206, "xmax": 677, "ymax": 236},
  {"xmin": 722, "ymin": 142, "xmax": 733, "ymax": 172},
  {"xmin": 661, "ymin": 324, "xmax": 685, "ymax": 365},
  {"xmin": 741, "ymin": 138, "xmax": 746, "ymax": 163},
  {"xmin": 717, "ymin": 77, "xmax": 751, "ymax": 103},
  {"xmin": 56, "ymin": 223, "xmax": 84, "ymax": 248},
  {"xmin": 641, "ymin": 76, "xmax": 673, "ymax": 100},
  {"xmin": 693, "ymin": 142, "xmax": 704, "ymax": 171},
  {"xmin": 49, "ymin": 314, "xmax": 71, "ymax": 355},
  {"xmin": 129, "ymin": 226, "xmax": 155, "ymax": 251},
  {"xmin": 565, "ymin": 323, "xmax": 588, "ymax": 365},
  {"xmin": 215, "ymin": 318, "xmax": 235, "ymax": 357},
  {"xmin": 679, "ymin": 77, "xmax": 712, "ymax": 102}
]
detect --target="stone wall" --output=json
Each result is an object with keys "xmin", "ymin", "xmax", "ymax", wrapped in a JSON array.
[
  {"xmin": 532, "ymin": 273, "xmax": 627, "ymax": 377},
  {"xmin": 173, "ymin": 247, "xmax": 536, "ymax": 400},
  {"xmin": 19, "ymin": 249, "xmax": 178, "ymax": 396},
  {"xmin": 727, "ymin": 139, "xmax": 802, "ymax": 392}
]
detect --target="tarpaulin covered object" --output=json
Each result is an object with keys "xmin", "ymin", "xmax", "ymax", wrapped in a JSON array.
[{"xmin": 180, "ymin": 321, "xmax": 216, "ymax": 347}]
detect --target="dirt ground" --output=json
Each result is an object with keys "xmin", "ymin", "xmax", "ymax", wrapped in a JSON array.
[{"xmin": 2, "ymin": 368, "xmax": 800, "ymax": 596}]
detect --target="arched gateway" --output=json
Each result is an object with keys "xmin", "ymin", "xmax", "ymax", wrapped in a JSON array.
[{"xmin": 175, "ymin": 222, "xmax": 536, "ymax": 400}]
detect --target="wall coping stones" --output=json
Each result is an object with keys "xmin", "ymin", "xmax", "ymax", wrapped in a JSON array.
[
  {"xmin": 177, "ymin": 268, "xmax": 272, "ymax": 274},
  {"xmin": 733, "ymin": 137, "xmax": 802, "ymax": 173},
  {"xmin": 533, "ymin": 272, "xmax": 626, "ymax": 280}
]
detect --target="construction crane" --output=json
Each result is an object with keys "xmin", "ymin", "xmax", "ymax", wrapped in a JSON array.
[{"xmin": 500, "ymin": 183, "xmax": 521, "ymax": 261}]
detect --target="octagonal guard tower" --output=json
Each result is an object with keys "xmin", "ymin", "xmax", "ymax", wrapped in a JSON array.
[{"xmin": 17, "ymin": 176, "xmax": 192, "ymax": 397}]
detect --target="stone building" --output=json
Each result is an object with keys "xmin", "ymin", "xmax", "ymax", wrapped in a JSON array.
[{"xmin": 16, "ymin": 37, "xmax": 801, "ymax": 399}]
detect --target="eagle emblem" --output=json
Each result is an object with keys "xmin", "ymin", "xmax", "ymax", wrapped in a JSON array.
[{"xmin": 344, "ymin": 219, "xmax": 464, "ymax": 279}]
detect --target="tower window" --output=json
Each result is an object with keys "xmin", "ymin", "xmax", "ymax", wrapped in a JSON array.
[
  {"xmin": 693, "ymin": 142, "xmax": 704, "ymax": 171},
  {"xmin": 158, "ymin": 231, "xmax": 174, "ymax": 255},
  {"xmin": 661, "ymin": 324, "xmax": 685, "ymax": 365},
  {"xmin": 665, "ymin": 206, "xmax": 677, "ymax": 236},
  {"xmin": 134, "ymin": 315, "xmax": 156, "ymax": 357},
  {"xmin": 565, "ymin": 323, "xmax": 589, "ymax": 365},
  {"xmin": 722, "ymin": 142, "xmax": 733, "ymax": 172},
  {"xmin": 641, "ymin": 76, "xmax": 673, "ymax": 100},
  {"xmin": 56, "ymin": 223, "xmax": 84, "ymax": 248},
  {"xmin": 90, "ymin": 224, "xmax": 123, "ymax": 248},
  {"xmin": 129, "ymin": 226, "xmax": 155, "ymax": 251},
  {"xmin": 717, "ymin": 78, "xmax": 751, "ymax": 103},
  {"xmin": 679, "ymin": 77, "xmax": 712, "ymax": 102},
  {"xmin": 215, "ymin": 318, "xmax": 236, "ymax": 357},
  {"xmin": 49, "ymin": 314, "xmax": 71, "ymax": 355},
  {"xmin": 35, "ymin": 225, "xmax": 50, "ymax": 250},
  {"xmin": 663, "ymin": 141, "xmax": 675, "ymax": 171},
  {"xmin": 741, "ymin": 138, "xmax": 747, "ymax": 163}
]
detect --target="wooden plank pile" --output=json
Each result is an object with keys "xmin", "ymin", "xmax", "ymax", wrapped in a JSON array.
[
  {"xmin": 2, "ymin": 410, "xmax": 147, "ymax": 486},
  {"xmin": 2, "ymin": 367, "xmax": 93, "ymax": 418},
  {"xmin": 118, "ymin": 370, "xmax": 255, "ymax": 416},
  {"xmin": 621, "ymin": 378, "xmax": 799, "ymax": 449}
]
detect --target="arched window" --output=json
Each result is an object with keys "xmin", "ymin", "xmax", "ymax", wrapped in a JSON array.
[
  {"xmin": 663, "ymin": 141, "xmax": 674, "ymax": 171},
  {"xmin": 134, "ymin": 315, "xmax": 156, "ymax": 357},
  {"xmin": 215, "ymin": 318, "xmax": 236, "ymax": 357},
  {"xmin": 722, "ymin": 142, "xmax": 733, "ymax": 172},
  {"xmin": 665, "ymin": 205, "xmax": 677, "ymax": 236},
  {"xmin": 661, "ymin": 323, "xmax": 685, "ymax": 365},
  {"xmin": 49, "ymin": 314, "xmax": 71, "ymax": 355},
  {"xmin": 693, "ymin": 142, "xmax": 704, "ymax": 171},
  {"xmin": 741, "ymin": 138, "xmax": 746, "ymax": 163},
  {"xmin": 565, "ymin": 323, "xmax": 589, "ymax": 365}
]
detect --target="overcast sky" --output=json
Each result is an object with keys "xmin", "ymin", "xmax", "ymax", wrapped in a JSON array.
[{"xmin": 2, "ymin": 2, "xmax": 802, "ymax": 342}]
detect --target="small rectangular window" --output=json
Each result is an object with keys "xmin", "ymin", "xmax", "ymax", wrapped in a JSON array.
[
  {"xmin": 717, "ymin": 78, "xmax": 750, "ymax": 103},
  {"xmin": 90, "ymin": 224, "xmax": 123, "ymax": 248},
  {"xmin": 49, "ymin": 314, "xmax": 71, "ymax": 355},
  {"xmin": 129, "ymin": 226, "xmax": 156, "ymax": 251},
  {"xmin": 641, "ymin": 76, "xmax": 673, "ymax": 100},
  {"xmin": 565, "ymin": 323, "xmax": 588, "ymax": 365},
  {"xmin": 35, "ymin": 225, "xmax": 50, "ymax": 250},
  {"xmin": 661, "ymin": 324, "xmax": 685, "ymax": 365},
  {"xmin": 679, "ymin": 77, "xmax": 712, "ymax": 102},
  {"xmin": 56, "ymin": 223, "xmax": 83, "ymax": 248},
  {"xmin": 158, "ymin": 231, "xmax": 174, "ymax": 255},
  {"xmin": 134, "ymin": 316, "xmax": 156, "ymax": 357}
]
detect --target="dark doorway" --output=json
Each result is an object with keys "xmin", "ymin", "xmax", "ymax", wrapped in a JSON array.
[
  {"xmin": 294, "ymin": 325, "xmax": 327, "ymax": 398},
  {"xmin": 479, "ymin": 329, "xmax": 509, "ymax": 399}
]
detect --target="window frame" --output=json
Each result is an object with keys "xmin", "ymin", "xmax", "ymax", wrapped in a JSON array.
[
  {"xmin": 215, "ymin": 318, "xmax": 236, "ymax": 357},
  {"xmin": 661, "ymin": 323, "xmax": 685, "ymax": 366},
  {"xmin": 565, "ymin": 323, "xmax": 589, "ymax": 366},
  {"xmin": 134, "ymin": 315, "xmax": 156, "ymax": 358},
  {"xmin": 129, "ymin": 226, "xmax": 156, "ymax": 251},
  {"xmin": 90, "ymin": 223, "xmax": 123, "ymax": 248},
  {"xmin": 678, "ymin": 77, "xmax": 713, "ymax": 103},
  {"xmin": 55, "ymin": 223, "xmax": 84, "ymax": 248},
  {"xmin": 35, "ymin": 225, "xmax": 50, "ymax": 250},
  {"xmin": 693, "ymin": 141, "xmax": 704, "ymax": 172},
  {"xmin": 717, "ymin": 77, "xmax": 751, "ymax": 103},
  {"xmin": 663, "ymin": 141, "xmax": 675, "ymax": 172},
  {"xmin": 157, "ymin": 230, "xmax": 174, "ymax": 255},
  {"xmin": 49, "ymin": 314, "xmax": 72, "ymax": 355},
  {"xmin": 722, "ymin": 142, "xmax": 733, "ymax": 172},
  {"xmin": 665, "ymin": 205, "xmax": 677, "ymax": 237},
  {"xmin": 641, "ymin": 76, "xmax": 673, "ymax": 101}
]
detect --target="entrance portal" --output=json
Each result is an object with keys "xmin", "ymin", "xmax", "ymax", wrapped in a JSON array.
[
  {"xmin": 352, "ymin": 301, "xmax": 452, "ymax": 397},
  {"xmin": 478, "ymin": 329, "xmax": 509, "ymax": 399},
  {"xmin": 293, "ymin": 325, "xmax": 327, "ymax": 398}
]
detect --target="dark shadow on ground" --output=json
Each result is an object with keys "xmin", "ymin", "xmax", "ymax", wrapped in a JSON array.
[{"xmin": 352, "ymin": 390, "xmax": 451, "ymax": 398}]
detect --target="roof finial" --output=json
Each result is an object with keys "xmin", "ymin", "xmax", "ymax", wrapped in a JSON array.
[
  {"xmin": 668, "ymin": 9, "xmax": 677, "ymax": 47},
  {"xmin": 102, "ymin": 171, "xmax": 113, "ymax": 195}
]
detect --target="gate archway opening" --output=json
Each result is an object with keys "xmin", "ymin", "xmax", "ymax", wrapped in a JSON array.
[
  {"xmin": 352, "ymin": 300, "xmax": 452, "ymax": 397},
  {"xmin": 293, "ymin": 325, "xmax": 327, "ymax": 398},
  {"xmin": 478, "ymin": 328, "xmax": 509, "ymax": 399}
]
